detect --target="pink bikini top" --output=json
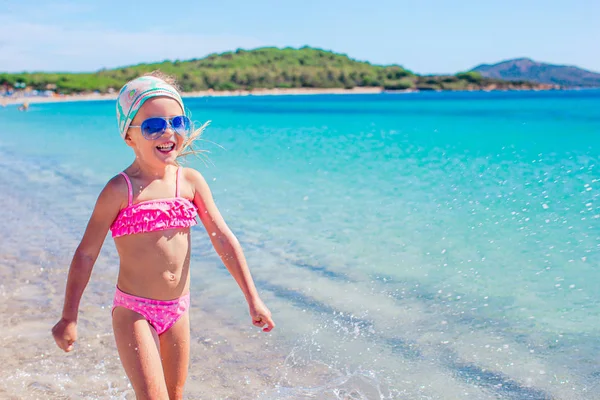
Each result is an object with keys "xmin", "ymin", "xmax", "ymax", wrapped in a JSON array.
[{"xmin": 110, "ymin": 169, "xmax": 198, "ymax": 238}]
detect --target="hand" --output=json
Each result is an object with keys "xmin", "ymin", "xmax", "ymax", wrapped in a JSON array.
[
  {"xmin": 248, "ymin": 298, "xmax": 275, "ymax": 332},
  {"xmin": 52, "ymin": 318, "xmax": 78, "ymax": 352}
]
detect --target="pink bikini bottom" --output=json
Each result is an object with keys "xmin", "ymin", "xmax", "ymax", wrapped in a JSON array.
[{"xmin": 112, "ymin": 287, "xmax": 190, "ymax": 336}]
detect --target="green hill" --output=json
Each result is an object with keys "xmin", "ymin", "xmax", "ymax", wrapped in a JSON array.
[{"xmin": 1, "ymin": 46, "xmax": 552, "ymax": 94}]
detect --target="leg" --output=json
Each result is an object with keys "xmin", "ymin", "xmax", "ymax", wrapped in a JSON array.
[
  {"xmin": 113, "ymin": 307, "xmax": 169, "ymax": 400},
  {"xmin": 159, "ymin": 311, "xmax": 190, "ymax": 400}
]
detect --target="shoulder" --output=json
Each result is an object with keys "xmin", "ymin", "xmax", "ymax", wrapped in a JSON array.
[
  {"xmin": 105, "ymin": 173, "xmax": 128, "ymax": 195},
  {"xmin": 181, "ymin": 167, "xmax": 208, "ymax": 187},
  {"xmin": 96, "ymin": 173, "xmax": 128, "ymax": 210},
  {"xmin": 181, "ymin": 167, "xmax": 212, "ymax": 197},
  {"xmin": 181, "ymin": 166, "xmax": 202, "ymax": 179}
]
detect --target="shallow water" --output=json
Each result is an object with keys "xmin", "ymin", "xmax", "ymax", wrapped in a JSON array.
[{"xmin": 0, "ymin": 90, "xmax": 599, "ymax": 399}]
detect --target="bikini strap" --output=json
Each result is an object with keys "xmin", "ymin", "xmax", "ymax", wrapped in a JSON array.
[
  {"xmin": 119, "ymin": 172, "xmax": 133, "ymax": 206},
  {"xmin": 175, "ymin": 168, "xmax": 181, "ymax": 197}
]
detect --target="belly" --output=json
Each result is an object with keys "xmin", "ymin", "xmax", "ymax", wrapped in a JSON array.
[{"xmin": 114, "ymin": 228, "xmax": 192, "ymax": 300}]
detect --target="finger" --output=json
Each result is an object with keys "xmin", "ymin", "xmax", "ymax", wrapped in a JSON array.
[
  {"xmin": 57, "ymin": 337, "xmax": 74, "ymax": 352},
  {"xmin": 262, "ymin": 316, "xmax": 275, "ymax": 332}
]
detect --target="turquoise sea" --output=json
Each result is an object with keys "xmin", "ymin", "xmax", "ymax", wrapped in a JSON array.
[{"xmin": 0, "ymin": 90, "xmax": 599, "ymax": 399}]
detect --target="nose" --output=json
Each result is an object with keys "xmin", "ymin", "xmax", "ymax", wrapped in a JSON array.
[{"xmin": 162, "ymin": 124, "xmax": 177, "ymax": 137}]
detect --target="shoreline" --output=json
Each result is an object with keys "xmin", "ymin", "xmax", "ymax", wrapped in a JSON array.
[
  {"xmin": 1, "ymin": 84, "xmax": 573, "ymax": 106},
  {"xmin": 0, "ymin": 173, "xmax": 289, "ymax": 399},
  {"xmin": 2, "ymin": 87, "xmax": 385, "ymax": 106}
]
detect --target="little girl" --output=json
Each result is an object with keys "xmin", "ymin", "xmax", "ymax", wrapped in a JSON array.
[{"xmin": 52, "ymin": 73, "xmax": 274, "ymax": 399}]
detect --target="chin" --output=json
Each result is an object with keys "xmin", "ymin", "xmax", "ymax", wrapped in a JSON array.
[{"xmin": 152, "ymin": 147, "xmax": 181, "ymax": 164}]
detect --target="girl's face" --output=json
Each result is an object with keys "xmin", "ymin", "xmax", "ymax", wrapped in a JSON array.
[{"xmin": 125, "ymin": 97, "xmax": 185, "ymax": 166}]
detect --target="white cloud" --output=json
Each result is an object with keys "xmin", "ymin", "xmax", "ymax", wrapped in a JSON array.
[{"xmin": 0, "ymin": 18, "xmax": 266, "ymax": 72}]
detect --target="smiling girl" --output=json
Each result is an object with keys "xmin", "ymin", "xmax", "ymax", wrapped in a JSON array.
[{"xmin": 52, "ymin": 72, "xmax": 274, "ymax": 399}]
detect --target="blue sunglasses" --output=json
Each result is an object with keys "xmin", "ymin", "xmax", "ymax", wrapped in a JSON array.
[{"xmin": 129, "ymin": 115, "xmax": 191, "ymax": 140}]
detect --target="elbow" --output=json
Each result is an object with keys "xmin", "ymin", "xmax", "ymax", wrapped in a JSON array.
[
  {"xmin": 73, "ymin": 246, "xmax": 97, "ymax": 268},
  {"xmin": 213, "ymin": 231, "xmax": 240, "ymax": 257}
]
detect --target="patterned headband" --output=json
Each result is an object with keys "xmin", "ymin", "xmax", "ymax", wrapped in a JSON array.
[{"xmin": 116, "ymin": 76, "xmax": 184, "ymax": 139}]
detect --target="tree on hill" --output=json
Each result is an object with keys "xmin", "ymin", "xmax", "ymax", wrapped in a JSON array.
[{"xmin": 0, "ymin": 47, "xmax": 547, "ymax": 94}]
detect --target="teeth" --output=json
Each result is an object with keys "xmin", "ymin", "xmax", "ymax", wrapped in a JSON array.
[{"xmin": 157, "ymin": 143, "xmax": 174, "ymax": 150}]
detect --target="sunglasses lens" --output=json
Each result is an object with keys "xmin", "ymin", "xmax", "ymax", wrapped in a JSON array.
[
  {"xmin": 172, "ymin": 116, "xmax": 191, "ymax": 135},
  {"xmin": 141, "ymin": 118, "xmax": 167, "ymax": 139}
]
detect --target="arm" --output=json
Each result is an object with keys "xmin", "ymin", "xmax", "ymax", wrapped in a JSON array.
[
  {"xmin": 186, "ymin": 168, "xmax": 275, "ymax": 332},
  {"xmin": 52, "ymin": 177, "xmax": 124, "ymax": 351}
]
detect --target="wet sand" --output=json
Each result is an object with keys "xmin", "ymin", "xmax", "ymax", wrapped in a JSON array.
[{"xmin": 0, "ymin": 179, "xmax": 289, "ymax": 399}]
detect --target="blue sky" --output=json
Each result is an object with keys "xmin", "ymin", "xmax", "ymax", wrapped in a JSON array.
[{"xmin": 1, "ymin": 0, "xmax": 598, "ymax": 74}]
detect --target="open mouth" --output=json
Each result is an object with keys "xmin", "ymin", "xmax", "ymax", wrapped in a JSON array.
[{"xmin": 156, "ymin": 142, "xmax": 176, "ymax": 153}]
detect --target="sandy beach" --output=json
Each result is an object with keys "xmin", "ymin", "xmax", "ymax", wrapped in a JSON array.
[
  {"xmin": 2, "ymin": 87, "xmax": 386, "ymax": 107},
  {"xmin": 0, "ymin": 170, "xmax": 387, "ymax": 399},
  {"xmin": 0, "ymin": 259, "xmax": 288, "ymax": 400},
  {"xmin": 0, "ymin": 167, "xmax": 292, "ymax": 399}
]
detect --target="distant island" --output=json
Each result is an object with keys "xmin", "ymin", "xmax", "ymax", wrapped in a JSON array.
[
  {"xmin": 472, "ymin": 58, "xmax": 600, "ymax": 88},
  {"xmin": 1, "ymin": 47, "xmax": 562, "ymax": 96}
]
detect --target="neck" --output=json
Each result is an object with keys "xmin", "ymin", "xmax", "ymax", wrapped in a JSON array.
[{"xmin": 130, "ymin": 158, "xmax": 177, "ymax": 180}]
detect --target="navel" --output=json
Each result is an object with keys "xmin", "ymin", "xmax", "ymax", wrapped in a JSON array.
[{"xmin": 164, "ymin": 271, "xmax": 177, "ymax": 282}]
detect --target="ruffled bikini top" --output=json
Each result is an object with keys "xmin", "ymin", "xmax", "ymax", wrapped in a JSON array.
[{"xmin": 110, "ymin": 169, "xmax": 198, "ymax": 238}]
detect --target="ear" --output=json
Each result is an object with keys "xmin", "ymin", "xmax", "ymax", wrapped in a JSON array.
[{"xmin": 124, "ymin": 133, "xmax": 135, "ymax": 148}]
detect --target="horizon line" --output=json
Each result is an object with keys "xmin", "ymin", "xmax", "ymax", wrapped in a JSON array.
[{"xmin": 1, "ymin": 45, "xmax": 598, "ymax": 75}]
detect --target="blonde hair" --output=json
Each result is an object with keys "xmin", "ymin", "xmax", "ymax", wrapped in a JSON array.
[{"xmin": 142, "ymin": 70, "xmax": 210, "ymax": 165}]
